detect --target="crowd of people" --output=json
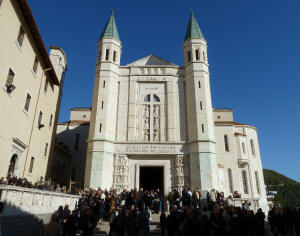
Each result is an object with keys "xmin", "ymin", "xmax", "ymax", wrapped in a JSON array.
[
  {"xmin": 40, "ymin": 187, "xmax": 300, "ymax": 236},
  {"xmin": 42, "ymin": 187, "xmax": 163, "ymax": 236},
  {"xmin": 0, "ymin": 176, "xmax": 80, "ymax": 195}
]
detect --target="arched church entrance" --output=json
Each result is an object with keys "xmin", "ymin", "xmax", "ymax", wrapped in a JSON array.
[{"xmin": 7, "ymin": 154, "xmax": 18, "ymax": 178}]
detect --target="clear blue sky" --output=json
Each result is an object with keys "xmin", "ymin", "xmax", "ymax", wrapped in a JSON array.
[{"xmin": 29, "ymin": 0, "xmax": 300, "ymax": 181}]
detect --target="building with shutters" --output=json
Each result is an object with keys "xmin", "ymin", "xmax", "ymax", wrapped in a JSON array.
[{"xmin": 0, "ymin": 0, "xmax": 67, "ymax": 183}]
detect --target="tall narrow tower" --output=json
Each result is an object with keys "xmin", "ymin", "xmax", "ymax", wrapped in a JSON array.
[
  {"xmin": 85, "ymin": 12, "xmax": 121, "ymax": 189},
  {"xmin": 183, "ymin": 12, "xmax": 218, "ymax": 191}
]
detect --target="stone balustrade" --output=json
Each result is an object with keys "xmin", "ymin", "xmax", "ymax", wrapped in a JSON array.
[
  {"xmin": 233, "ymin": 197, "xmax": 260, "ymax": 210},
  {"xmin": 0, "ymin": 184, "xmax": 80, "ymax": 216}
]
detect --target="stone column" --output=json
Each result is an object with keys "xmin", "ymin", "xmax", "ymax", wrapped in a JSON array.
[
  {"xmin": 113, "ymin": 155, "xmax": 129, "ymax": 193},
  {"xmin": 174, "ymin": 155, "xmax": 185, "ymax": 192}
]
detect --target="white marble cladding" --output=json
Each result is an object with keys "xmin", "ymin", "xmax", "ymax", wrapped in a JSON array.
[{"xmin": 0, "ymin": 185, "xmax": 80, "ymax": 216}]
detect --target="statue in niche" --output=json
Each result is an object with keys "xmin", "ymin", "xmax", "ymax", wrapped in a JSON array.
[
  {"xmin": 174, "ymin": 155, "xmax": 185, "ymax": 189},
  {"xmin": 153, "ymin": 129, "xmax": 159, "ymax": 141},
  {"xmin": 175, "ymin": 155, "xmax": 184, "ymax": 167},
  {"xmin": 144, "ymin": 129, "xmax": 150, "ymax": 141},
  {"xmin": 144, "ymin": 105, "xmax": 150, "ymax": 117},
  {"xmin": 153, "ymin": 105, "xmax": 159, "ymax": 117}
]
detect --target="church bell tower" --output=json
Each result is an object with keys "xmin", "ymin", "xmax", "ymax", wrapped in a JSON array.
[
  {"xmin": 183, "ymin": 12, "xmax": 218, "ymax": 191},
  {"xmin": 85, "ymin": 11, "xmax": 121, "ymax": 189}
]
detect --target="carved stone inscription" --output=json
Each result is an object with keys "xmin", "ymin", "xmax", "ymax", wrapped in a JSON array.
[{"xmin": 125, "ymin": 144, "xmax": 180, "ymax": 154}]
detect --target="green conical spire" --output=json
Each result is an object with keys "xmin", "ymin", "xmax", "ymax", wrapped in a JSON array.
[
  {"xmin": 184, "ymin": 12, "xmax": 205, "ymax": 41},
  {"xmin": 100, "ymin": 11, "xmax": 120, "ymax": 41}
]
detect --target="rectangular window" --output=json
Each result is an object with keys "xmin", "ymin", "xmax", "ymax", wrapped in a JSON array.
[
  {"xmin": 33, "ymin": 57, "xmax": 39, "ymax": 73},
  {"xmin": 49, "ymin": 114, "xmax": 53, "ymax": 127},
  {"xmin": 113, "ymin": 51, "xmax": 116, "ymax": 62},
  {"xmin": 44, "ymin": 79, "xmax": 48, "ymax": 93},
  {"xmin": 38, "ymin": 111, "xmax": 43, "ymax": 127},
  {"xmin": 224, "ymin": 135, "xmax": 229, "ymax": 152},
  {"xmin": 201, "ymin": 124, "xmax": 204, "ymax": 133},
  {"xmin": 105, "ymin": 49, "xmax": 109, "ymax": 60},
  {"xmin": 242, "ymin": 170, "xmax": 249, "ymax": 194},
  {"xmin": 44, "ymin": 143, "xmax": 48, "ymax": 156},
  {"xmin": 242, "ymin": 142, "xmax": 246, "ymax": 153},
  {"xmin": 196, "ymin": 49, "xmax": 199, "ymax": 61},
  {"xmin": 99, "ymin": 123, "xmax": 102, "ymax": 132},
  {"xmin": 101, "ymin": 101, "xmax": 104, "ymax": 109},
  {"xmin": 198, "ymin": 81, "xmax": 201, "ymax": 88},
  {"xmin": 103, "ymin": 80, "xmax": 106, "ymax": 88},
  {"xmin": 24, "ymin": 93, "xmax": 31, "ymax": 112},
  {"xmin": 188, "ymin": 51, "xmax": 191, "ymax": 62},
  {"xmin": 17, "ymin": 26, "xmax": 25, "ymax": 47},
  {"xmin": 74, "ymin": 134, "xmax": 79, "ymax": 151},
  {"xmin": 6, "ymin": 68, "xmax": 15, "ymax": 87},
  {"xmin": 200, "ymin": 101, "xmax": 203, "ymax": 110},
  {"xmin": 29, "ymin": 157, "xmax": 34, "ymax": 173},
  {"xmin": 250, "ymin": 139, "xmax": 256, "ymax": 155}
]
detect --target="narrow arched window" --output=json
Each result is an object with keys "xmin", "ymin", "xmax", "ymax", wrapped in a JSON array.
[
  {"xmin": 242, "ymin": 170, "xmax": 248, "ymax": 194},
  {"xmin": 188, "ymin": 51, "xmax": 191, "ymax": 62},
  {"xmin": 105, "ymin": 49, "xmax": 109, "ymax": 60},
  {"xmin": 195, "ymin": 49, "xmax": 199, "ymax": 61},
  {"xmin": 250, "ymin": 139, "xmax": 255, "ymax": 156},
  {"xmin": 228, "ymin": 168, "xmax": 233, "ymax": 193},
  {"xmin": 224, "ymin": 135, "xmax": 229, "ymax": 152},
  {"xmin": 113, "ymin": 51, "xmax": 116, "ymax": 62},
  {"xmin": 255, "ymin": 171, "xmax": 261, "ymax": 194},
  {"xmin": 242, "ymin": 142, "xmax": 246, "ymax": 153}
]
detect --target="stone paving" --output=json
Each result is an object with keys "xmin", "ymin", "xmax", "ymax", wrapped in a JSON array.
[{"xmin": 90, "ymin": 213, "xmax": 161, "ymax": 236}]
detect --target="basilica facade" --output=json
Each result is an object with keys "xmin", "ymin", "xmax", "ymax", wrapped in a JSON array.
[{"xmin": 84, "ymin": 12, "xmax": 268, "ymax": 210}]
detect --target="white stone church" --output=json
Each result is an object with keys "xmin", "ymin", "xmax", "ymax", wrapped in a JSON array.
[{"xmin": 81, "ymin": 11, "xmax": 268, "ymax": 210}]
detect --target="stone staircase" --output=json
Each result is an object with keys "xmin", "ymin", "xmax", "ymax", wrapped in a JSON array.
[
  {"xmin": 94, "ymin": 212, "xmax": 162, "ymax": 236},
  {"xmin": 0, "ymin": 212, "xmax": 162, "ymax": 236}
]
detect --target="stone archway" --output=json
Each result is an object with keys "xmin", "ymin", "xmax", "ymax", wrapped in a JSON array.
[{"xmin": 7, "ymin": 154, "xmax": 18, "ymax": 179}]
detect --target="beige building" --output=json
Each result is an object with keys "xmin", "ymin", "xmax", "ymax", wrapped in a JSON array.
[
  {"xmin": 81, "ymin": 12, "xmax": 268, "ymax": 211},
  {"xmin": 48, "ymin": 108, "xmax": 90, "ymax": 185},
  {"xmin": 0, "ymin": 0, "xmax": 67, "ymax": 183}
]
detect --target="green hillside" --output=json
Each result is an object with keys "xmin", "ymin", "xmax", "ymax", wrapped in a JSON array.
[{"xmin": 263, "ymin": 169, "xmax": 300, "ymax": 207}]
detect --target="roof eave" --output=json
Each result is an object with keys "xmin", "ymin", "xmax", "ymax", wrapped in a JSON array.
[{"xmin": 16, "ymin": 0, "xmax": 60, "ymax": 86}]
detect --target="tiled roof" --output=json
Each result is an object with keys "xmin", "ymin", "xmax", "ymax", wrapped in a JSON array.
[
  {"xmin": 100, "ymin": 11, "xmax": 120, "ymax": 41},
  {"xmin": 15, "ymin": 0, "xmax": 60, "ymax": 85},
  {"xmin": 184, "ymin": 12, "xmax": 205, "ymax": 41}
]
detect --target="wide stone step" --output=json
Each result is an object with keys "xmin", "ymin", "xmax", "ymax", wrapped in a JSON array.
[{"xmin": 0, "ymin": 214, "xmax": 45, "ymax": 236}]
